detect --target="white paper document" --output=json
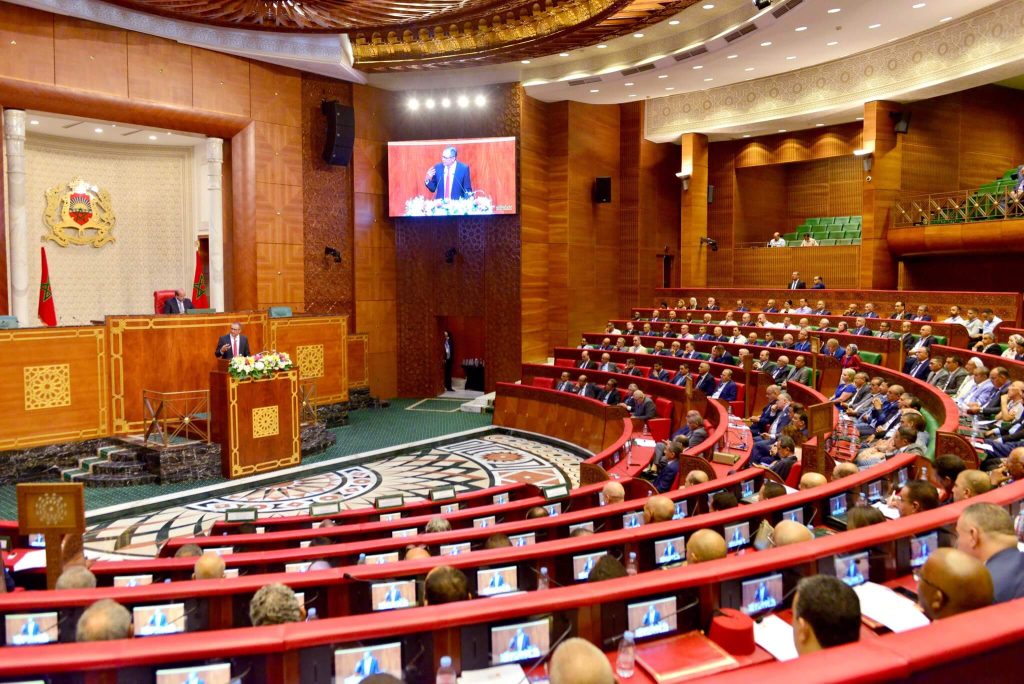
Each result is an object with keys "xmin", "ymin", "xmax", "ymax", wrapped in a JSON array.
[
  {"xmin": 458, "ymin": 664, "xmax": 528, "ymax": 684},
  {"xmin": 854, "ymin": 582, "xmax": 930, "ymax": 632},
  {"xmin": 753, "ymin": 614, "xmax": 799, "ymax": 661}
]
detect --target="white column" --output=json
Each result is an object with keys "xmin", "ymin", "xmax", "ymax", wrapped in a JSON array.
[
  {"xmin": 3, "ymin": 109, "xmax": 29, "ymax": 325},
  {"xmin": 206, "ymin": 137, "xmax": 225, "ymax": 312}
]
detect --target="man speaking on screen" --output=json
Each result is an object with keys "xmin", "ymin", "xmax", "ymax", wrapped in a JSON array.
[{"xmin": 425, "ymin": 146, "xmax": 473, "ymax": 200}]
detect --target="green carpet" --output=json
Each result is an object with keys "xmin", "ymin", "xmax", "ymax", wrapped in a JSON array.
[{"xmin": 0, "ymin": 399, "xmax": 491, "ymax": 520}]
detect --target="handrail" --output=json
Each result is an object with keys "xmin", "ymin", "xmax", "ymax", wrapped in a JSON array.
[{"xmin": 893, "ymin": 186, "xmax": 1024, "ymax": 228}]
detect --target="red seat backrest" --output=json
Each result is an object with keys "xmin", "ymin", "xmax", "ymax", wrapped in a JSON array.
[
  {"xmin": 554, "ymin": 358, "xmax": 574, "ymax": 368},
  {"xmin": 785, "ymin": 461, "xmax": 803, "ymax": 488},
  {"xmin": 153, "ymin": 290, "xmax": 176, "ymax": 314},
  {"xmin": 532, "ymin": 377, "xmax": 555, "ymax": 389},
  {"xmin": 634, "ymin": 366, "xmax": 650, "ymax": 377},
  {"xmin": 653, "ymin": 397, "xmax": 672, "ymax": 419}
]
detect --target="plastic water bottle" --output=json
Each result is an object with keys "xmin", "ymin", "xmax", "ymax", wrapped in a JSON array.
[
  {"xmin": 616, "ymin": 631, "xmax": 636, "ymax": 678},
  {"xmin": 626, "ymin": 552, "xmax": 638, "ymax": 576},
  {"xmin": 437, "ymin": 656, "xmax": 457, "ymax": 684},
  {"xmin": 972, "ymin": 415, "xmax": 981, "ymax": 439},
  {"xmin": 642, "ymin": 422, "xmax": 650, "ymax": 437},
  {"xmin": 920, "ymin": 465, "xmax": 929, "ymax": 482},
  {"xmin": 357, "ymin": 553, "xmax": 366, "ymax": 565},
  {"xmin": 538, "ymin": 567, "xmax": 550, "ymax": 591},
  {"xmin": 305, "ymin": 608, "xmax": 318, "ymax": 622}
]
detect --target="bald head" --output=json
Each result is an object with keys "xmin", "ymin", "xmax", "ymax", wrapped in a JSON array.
[
  {"xmin": 684, "ymin": 470, "xmax": 709, "ymax": 487},
  {"xmin": 799, "ymin": 473, "xmax": 827, "ymax": 490},
  {"xmin": 193, "ymin": 551, "xmax": 226, "ymax": 580},
  {"xmin": 549, "ymin": 638, "xmax": 615, "ymax": 684},
  {"xmin": 956, "ymin": 502, "xmax": 1017, "ymax": 565},
  {"xmin": 832, "ymin": 462, "xmax": 859, "ymax": 480},
  {"xmin": 918, "ymin": 548, "xmax": 994, "ymax": 620},
  {"xmin": 953, "ymin": 470, "xmax": 992, "ymax": 502},
  {"xmin": 55, "ymin": 565, "xmax": 97, "ymax": 590},
  {"xmin": 643, "ymin": 495, "xmax": 675, "ymax": 524},
  {"xmin": 773, "ymin": 519, "xmax": 813, "ymax": 547},
  {"xmin": 405, "ymin": 546, "xmax": 431, "ymax": 561},
  {"xmin": 687, "ymin": 529, "xmax": 727, "ymax": 564},
  {"xmin": 76, "ymin": 599, "xmax": 131, "ymax": 642},
  {"xmin": 602, "ymin": 481, "xmax": 625, "ymax": 505}
]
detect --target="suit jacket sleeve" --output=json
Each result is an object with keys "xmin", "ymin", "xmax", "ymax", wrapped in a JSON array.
[
  {"xmin": 460, "ymin": 163, "xmax": 473, "ymax": 197},
  {"xmin": 424, "ymin": 163, "xmax": 441, "ymax": 193},
  {"xmin": 163, "ymin": 299, "xmax": 176, "ymax": 314},
  {"xmin": 653, "ymin": 460, "xmax": 679, "ymax": 493},
  {"xmin": 214, "ymin": 334, "xmax": 228, "ymax": 358}
]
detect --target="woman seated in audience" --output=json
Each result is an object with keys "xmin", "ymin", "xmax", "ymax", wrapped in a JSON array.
[
  {"xmin": 1001, "ymin": 334, "xmax": 1024, "ymax": 360},
  {"xmin": 973, "ymin": 332, "xmax": 1002, "ymax": 356},
  {"xmin": 835, "ymin": 321, "xmax": 850, "ymax": 334},
  {"xmin": 779, "ymin": 299, "xmax": 795, "ymax": 314},
  {"xmin": 829, "ymin": 368, "xmax": 857, "ymax": 405},
  {"xmin": 841, "ymin": 343, "xmax": 862, "ymax": 370},
  {"xmin": 688, "ymin": 296, "xmax": 699, "ymax": 310},
  {"xmin": 847, "ymin": 505, "xmax": 886, "ymax": 530},
  {"xmin": 800, "ymin": 233, "xmax": 819, "ymax": 247}
]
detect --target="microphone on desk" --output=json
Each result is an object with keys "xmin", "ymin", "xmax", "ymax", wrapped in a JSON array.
[
  {"xmin": 403, "ymin": 641, "xmax": 427, "ymax": 682},
  {"xmin": 528, "ymin": 565, "xmax": 564, "ymax": 588},
  {"xmin": 753, "ymin": 583, "xmax": 800, "ymax": 624},
  {"xmin": 602, "ymin": 597, "xmax": 701, "ymax": 646}
]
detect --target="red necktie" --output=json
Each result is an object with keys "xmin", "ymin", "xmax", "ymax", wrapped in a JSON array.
[
  {"xmin": 444, "ymin": 169, "xmax": 452, "ymax": 200},
  {"xmin": 232, "ymin": 337, "xmax": 238, "ymax": 357}
]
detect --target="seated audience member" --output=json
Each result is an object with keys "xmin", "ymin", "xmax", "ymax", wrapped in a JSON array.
[
  {"xmin": 602, "ymin": 481, "xmax": 625, "ymax": 505},
  {"xmin": 963, "ymin": 308, "xmax": 984, "ymax": 343},
  {"xmin": 855, "ymin": 384, "xmax": 903, "ymax": 438},
  {"xmin": 847, "ymin": 505, "xmax": 886, "ymax": 530},
  {"xmin": 174, "ymin": 543, "xmax": 204, "ymax": 558},
  {"xmin": 812, "ymin": 275, "xmax": 826, "ymax": 289},
  {"xmin": 800, "ymin": 233, "xmax": 818, "ymax": 247},
  {"xmin": 895, "ymin": 479, "xmax": 939, "ymax": 517},
  {"xmin": 56, "ymin": 565, "xmax": 97, "ymax": 590},
  {"xmin": 841, "ymin": 344, "xmax": 861, "ymax": 370},
  {"xmin": 913, "ymin": 305, "xmax": 933, "ymax": 322},
  {"xmin": 526, "ymin": 506, "xmax": 549, "ymax": 520},
  {"xmin": 425, "ymin": 566, "xmax": 470, "ymax": 604},
  {"xmin": 782, "ymin": 355, "xmax": 812, "ymax": 386},
  {"xmin": 684, "ymin": 471, "xmax": 710, "ymax": 487},
  {"xmin": 484, "ymin": 533, "xmax": 512, "ymax": 549},
  {"xmin": 904, "ymin": 349, "xmax": 931, "ymax": 380},
  {"xmin": 955, "ymin": 503, "xmax": 1024, "ymax": 603},
  {"xmin": 767, "ymin": 232, "xmax": 786, "ymax": 247},
  {"xmin": 877, "ymin": 321, "xmax": 898, "ymax": 339},
  {"xmin": 425, "ymin": 516, "xmax": 452, "ymax": 534},
  {"xmin": 965, "ymin": 367, "xmax": 1011, "ymax": 419},
  {"xmin": 549, "ymin": 638, "xmax": 616, "ymax": 684},
  {"xmin": 76, "ymin": 599, "xmax": 132, "ymax": 642},
  {"xmin": 830, "ymin": 369, "xmax": 857, "ymax": 405},
  {"xmin": 648, "ymin": 362, "xmax": 669, "ymax": 381},
  {"xmin": 832, "ymin": 462, "xmax": 860, "ymax": 479},
  {"xmin": 630, "ymin": 390, "xmax": 657, "ymax": 420},
  {"xmin": 938, "ymin": 355, "xmax": 968, "ymax": 395},
  {"xmin": 955, "ymin": 366, "xmax": 992, "ymax": 410},
  {"xmin": 404, "ymin": 546, "xmax": 431, "ymax": 561},
  {"xmin": 944, "ymin": 305, "xmax": 965, "ymax": 324},
  {"xmin": 909, "ymin": 325, "xmax": 937, "ymax": 352},
  {"xmin": 652, "ymin": 443, "xmax": 682, "ymax": 493},
  {"xmin": 694, "ymin": 363, "xmax": 717, "ymax": 395},
  {"xmin": 622, "ymin": 359, "xmax": 644, "ymax": 376},
  {"xmin": 890, "ymin": 301, "xmax": 909, "ymax": 319},
  {"xmin": 934, "ymin": 454, "xmax": 967, "ymax": 501},
  {"xmin": 773, "ymin": 519, "xmax": 813, "ymax": 547},
  {"xmin": 577, "ymin": 350, "xmax": 596, "ymax": 369},
  {"xmin": 851, "ymin": 317, "xmax": 873, "ymax": 336},
  {"xmin": 710, "ymin": 491, "xmax": 738, "ymax": 512},
  {"xmin": 1002, "ymin": 334, "xmax": 1024, "ymax": 361},
  {"xmin": 588, "ymin": 555, "xmax": 627, "ymax": 583},
  {"xmin": 686, "ymin": 529, "xmax": 728, "ymax": 565},
  {"xmin": 792, "ymin": 576, "xmax": 861, "ymax": 656},
  {"xmin": 952, "ymin": 470, "xmax": 993, "ymax": 502},
  {"xmin": 599, "ymin": 379, "xmax": 621, "ymax": 406},
  {"xmin": 822, "ymin": 338, "xmax": 843, "ymax": 359},
  {"xmin": 917, "ymin": 548, "xmax": 994, "ymax": 620},
  {"xmin": 980, "ymin": 308, "xmax": 1002, "ymax": 334},
  {"xmin": 250, "ymin": 583, "xmax": 304, "ymax": 626},
  {"xmin": 759, "ymin": 480, "xmax": 786, "ymax": 500},
  {"xmin": 555, "ymin": 371, "xmax": 575, "ymax": 392},
  {"xmin": 855, "ymin": 425, "xmax": 925, "ymax": 468},
  {"xmin": 193, "ymin": 552, "xmax": 226, "ymax": 580},
  {"xmin": 644, "ymin": 495, "xmax": 675, "ymax": 523},
  {"xmin": 598, "ymin": 353, "xmax": 619, "ymax": 372},
  {"xmin": 710, "ymin": 368, "xmax": 738, "ymax": 401},
  {"xmin": 767, "ymin": 436, "xmax": 799, "ymax": 481},
  {"xmin": 973, "ymin": 332, "xmax": 1002, "ymax": 356},
  {"xmin": 991, "ymin": 447, "xmax": 1024, "ymax": 486},
  {"xmin": 799, "ymin": 473, "xmax": 828, "ymax": 490}
]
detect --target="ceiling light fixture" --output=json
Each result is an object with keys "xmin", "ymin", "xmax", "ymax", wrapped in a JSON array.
[
  {"xmin": 778, "ymin": 129, "xmax": 787, "ymax": 133},
  {"xmin": 815, "ymin": 123, "xmax": 825, "ymax": 127},
  {"xmin": 827, "ymin": 41, "xmax": 839, "ymax": 46},
  {"xmin": 633, "ymin": 33, "xmax": 644, "ymax": 38},
  {"xmin": 669, "ymin": 20, "xmax": 680, "ymax": 25},
  {"xmin": 94, "ymin": 127, "xmax": 103, "ymax": 133},
  {"xmin": 441, "ymin": 97, "xmax": 451, "ymax": 108},
  {"xmin": 149, "ymin": 134, "xmax": 158, "ymax": 140},
  {"xmin": 29, "ymin": 119, "xmax": 39, "ymax": 125},
  {"xmin": 597, "ymin": 44, "xmax": 608, "ymax": 49},
  {"xmin": 795, "ymin": 26, "xmax": 807, "ymax": 32},
  {"xmin": 742, "ymin": 134, "xmax": 751, "ymax": 138},
  {"xmin": 589, "ymin": 89, "xmax": 600, "ymax": 93},
  {"xmin": 408, "ymin": 98, "xmax": 420, "ymax": 111},
  {"xmin": 659, "ymin": 74, "xmax": 669, "ymax": 79},
  {"xmin": 786, "ymin": 55, "xmax": 797, "ymax": 60},
  {"xmin": 559, "ymin": 52, "xmax": 570, "ymax": 57},
  {"xmin": 424, "ymin": 98, "xmax": 436, "ymax": 110},
  {"xmin": 629, "ymin": 94, "xmax": 637, "ymax": 97},
  {"xmin": 521, "ymin": 60, "xmax": 530, "ymax": 64},
  {"xmin": 665, "ymin": 87, "xmax": 675, "ymax": 91},
  {"xmin": 475, "ymin": 94, "xmax": 487, "ymax": 107},
  {"xmin": 912, "ymin": 2, "xmax": 926, "ymax": 8},
  {"xmin": 868, "ymin": 23, "xmax": 881, "ymax": 29},
  {"xmin": 744, "ymin": 67, "xmax": 755, "ymax": 71},
  {"xmin": 704, "ymin": 77, "xmax": 713, "ymax": 82},
  {"xmin": 939, "ymin": 16, "xmax": 953, "ymax": 22},
  {"xmin": 693, "ymin": 65, "xmax": 703, "ymax": 70},
  {"xmin": 727, "ymin": 54, "xmax": 738, "ymax": 59},
  {"xmin": 702, "ymin": 3, "xmax": 715, "ymax": 9},
  {"xmin": 761, "ymin": 41, "xmax": 773, "ymax": 47},
  {"xmin": 828, "ymin": 7, "xmax": 841, "ymax": 14},
  {"xmin": 457, "ymin": 95, "xmax": 469, "ymax": 108}
]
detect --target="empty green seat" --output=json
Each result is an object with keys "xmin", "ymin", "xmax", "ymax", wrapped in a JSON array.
[
  {"xmin": 819, "ymin": 239, "xmax": 837, "ymax": 246},
  {"xmin": 858, "ymin": 351, "xmax": 882, "ymax": 364},
  {"xmin": 834, "ymin": 239, "xmax": 853, "ymax": 246},
  {"xmin": 787, "ymin": 240, "xmax": 802, "ymax": 247},
  {"xmin": 826, "ymin": 230, "xmax": 844, "ymax": 239}
]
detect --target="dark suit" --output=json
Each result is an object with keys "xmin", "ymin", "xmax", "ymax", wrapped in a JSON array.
[
  {"xmin": 671, "ymin": 371, "xmax": 690, "ymax": 386},
  {"xmin": 711, "ymin": 381, "xmax": 737, "ymax": 401},
  {"xmin": 695, "ymin": 373, "xmax": 717, "ymax": 395},
  {"xmin": 687, "ymin": 427, "xmax": 708, "ymax": 448},
  {"xmin": 579, "ymin": 383, "xmax": 601, "ymax": 400},
  {"xmin": 632, "ymin": 398, "xmax": 657, "ymax": 420},
  {"xmin": 425, "ymin": 161, "xmax": 473, "ymax": 200},
  {"xmin": 577, "ymin": 360, "xmax": 597, "ymax": 370},
  {"xmin": 556, "ymin": 380, "xmax": 576, "ymax": 392},
  {"xmin": 653, "ymin": 459, "xmax": 680, "ymax": 493},
  {"xmin": 648, "ymin": 368, "xmax": 670, "ymax": 382},
  {"xmin": 852, "ymin": 326, "xmax": 873, "ymax": 336},
  {"xmin": 986, "ymin": 547, "xmax": 1024, "ymax": 603},
  {"xmin": 600, "ymin": 389, "xmax": 621, "ymax": 406},
  {"xmin": 215, "ymin": 334, "xmax": 251, "ymax": 359},
  {"xmin": 812, "ymin": 282, "xmax": 825, "ymax": 289},
  {"xmin": 863, "ymin": 312, "xmax": 879, "ymax": 319},
  {"xmin": 904, "ymin": 358, "xmax": 930, "ymax": 380},
  {"xmin": 163, "ymin": 297, "xmax": 193, "ymax": 314},
  {"xmin": 788, "ymin": 280, "xmax": 806, "ymax": 290}
]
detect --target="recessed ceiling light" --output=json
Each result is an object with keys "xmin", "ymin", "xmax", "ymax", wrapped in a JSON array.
[
  {"xmin": 624, "ymin": 82, "xmax": 634, "ymax": 86},
  {"xmin": 669, "ymin": 20, "xmax": 680, "ymax": 25},
  {"xmin": 702, "ymin": 3, "xmax": 715, "ymax": 8},
  {"xmin": 29, "ymin": 119, "xmax": 39, "ymax": 125},
  {"xmin": 786, "ymin": 55, "xmax": 797, "ymax": 60},
  {"xmin": 795, "ymin": 26, "xmax": 808, "ymax": 32},
  {"xmin": 597, "ymin": 44, "xmax": 608, "ymax": 49},
  {"xmin": 559, "ymin": 52, "xmax": 570, "ymax": 57},
  {"xmin": 589, "ymin": 89, "xmax": 600, "ymax": 93},
  {"xmin": 704, "ymin": 77, "xmax": 713, "ymax": 82},
  {"xmin": 441, "ymin": 97, "xmax": 451, "ymax": 108},
  {"xmin": 939, "ymin": 16, "xmax": 953, "ymax": 22},
  {"xmin": 408, "ymin": 98, "xmax": 420, "ymax": 111},
  {"xmin": 868, "ymin": 23, "xmax": 881, "ymax": 29},
  {"xmin": 659, "ymin": 74, "xmax": 669, "ymax": 79},
  {"xmin": 856, "ymin": 116, "xmax": 864, "ymax": 121},
  {"xmin": 665, "ymin": 87, "xmax": 675, "ymax": 91},
  {"xmin": 457, "ymin": 95, "xmax": 470, "ymax": 108},
  {"xmin": 726, "ymin": 54, "xmax": 738, "ymax": 59},
  {"xmin": 633, "ymin": 33, "xmax": 644, "ymax": 38},
  {"xmin": 693, "ymin": 65, "xmax": 703, "ymax": 70},
  {"xmin": 521, "ymin": 60, "xmax": 530, "ymax": 64},
  {"xmin": 94, "ymin": 127, "xmax": 103, "ymax": 133},
  {"xmin": 475, "ymin": 94, "xmax": 487, "ymax": 107},
  {"xmin": 629, "ymin": 94, "xmax": 637, "ymax": 97},
  {"xmin": 742, "ymin": 134, "xmax": 751, "ymax": 138},
  {"xmin": 815, "ymin": 123, "xmax": 825, "ymax": 127},
  {"xmin": 827, "ymin": 41, "xmax": 839, "ymax": 46},
  {"xmin": 166, "ymin": 131, "xmax": 171, "ymax": 135},
  {"xmin": 148, "ymin": 134, "xmax": 157, "ymax": 140},
  {"xmin": 761, "ymin": 41, "xmax": 772, "ymax": 47},
  {"xmin": 778, "ymin": 129, "xmax": 787, "ymax": 133},
  {"xmin": 912, "ymin": 2, "xmax": 926, "ymax": 8},
  {"xmin": 424, "ymin": 98, "xmax": 436, "ymax": 110},
  {"xmin": 744, "ymin": 67, "xmax": 755, "ymax": 71},
  {"xmin": 828, "ymin": 8, "xmax": 841, "ymax": 14}
]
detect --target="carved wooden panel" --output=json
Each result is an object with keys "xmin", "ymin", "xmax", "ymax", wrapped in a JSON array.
[
  {"xmin": 254, "ymin": 121, "xmax": 302, "ymax": 187},
  {"xmin": 254, "ymin": 181, "xmax": 304, "ymax": 245},
  {"xmin": 249, "ymin": 63, "xmax": 301, "ymax": 128},
  {"xmin": 0, "ymin": 4, "xmax": 55, "ymax": 85},
  {"xmin": 191, "ymin": 47, "xmax": 250, "ymax": 118},
  {"xmin": 53, "ymin": 16, "xmax": 127, "ymax": 99},
  {"xmin": 126, "ymin": 33, "xmax": 192, "ymax": 108},
  {"xmin": 256, "ymin": 243, "xmax": 304, "ymax": 308}
]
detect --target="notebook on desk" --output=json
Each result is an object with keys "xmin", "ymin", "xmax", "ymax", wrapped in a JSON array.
[{"xmin": 634, "ymin": 631, "xmax": 738, "ymax": 683}]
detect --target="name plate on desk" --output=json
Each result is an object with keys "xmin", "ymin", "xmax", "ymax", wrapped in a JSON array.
[
  {"xmin": 712, "ymin": 451, "xmax": 740, "ymax": 465},
  {"xmin": 225, "ymin": 508, "xmax": 258, "ymax": 523},
  {"xmin": 310, "ymin": 502, "xmax": 341, "ymax": 517}
]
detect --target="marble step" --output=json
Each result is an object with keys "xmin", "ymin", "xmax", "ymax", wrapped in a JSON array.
[
  {"xmin": 90, "ymin": 461, "xmax": 148, "ymax": 477},
  {"xmin": 75, "ymin": 473, "xmax": 159, "ymax": 487}
]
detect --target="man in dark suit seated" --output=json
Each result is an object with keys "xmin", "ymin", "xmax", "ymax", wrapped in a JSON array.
[
  {"xmin": 630, "ymin": 390, "xmax": 657, "ymax": 420},
  {"xmin": 694, "ymin": 363, "xmax": 717, "ymax": 395},
  {"xmin": 850, "ymin": 317, "xmax": 873, "ymax": 336},
  {"xmin": 709, "ymin": 345, "xmax": 734, "ymax": 366},
  {"xmin": 163, "ymin": 289, "xmax": 193, "ymax": 314},
  {"xmin": 599, "ymin": 379, "xmax": 621, "ymax": 406},
  {"xmin": 652, "ymin": 443, "xmax": 681, "ymax": 493},
  {"xmin": 912, "ymin": 305, "xmax": 932, "ymax": 321},
  {"xmin": 648, "ymin": 363, "xmax": 669, "ymax": 382},
  {"xmin": 965, "ymin": 367, "xmax": 1011, "ymax": 420},
  {"xmin": 710, "ymin": 368, "xmax": 738, "ymax": 401},
  {"xmin": 555, "ymin": 371, "xmax": 575, "ymax": 393},
  {"xmin": 670, "ymin": 367, "xmax": 690, "ymax": 387},
  {"xmin": 577, "ymin": 351, "xmax": 597, "ymax": 369},
  {"xmin": 862, "ymin": 303, "xmax": 879, "ymax": 319},
  {"xmin": 908, "ymin": 325, "xmax": 936, "ymax": 353},
  {"xmin": 215, "ymin": 322, "xmax": 251, "ymax": 359},
  {"xmin": 811, "ymin": 275, "xmax": 826, "ymax": 289},
  {"xmin": 956, "ymin": 502, "xmax": 1024, "ymax": 603},
  {"xmin": 768, "ymin": 436, "xmax": 799, "ymax": 480},
  {"xmin": 622, "ymin": 359, "xmax": 644, "ymax": 376},
  {"xmin": 904, "ymin": 349, "xmax": 932, "ymax": 380},
  {"xmin": 576, "ymin": 375, "xmax": 601, "ymax": 399},
  {"xmin": 787, "ymin": 271, "xmax": 806, "ymax": 290},
  {"xmin": 813, "ymin": 300, "xmax": 831, "ymax": 316},
  {"xmin": 782, "ymin": 355, "xmax": 812, "ymax": 387},
  {"xmin": 598, "ymin": 353, "xmax": 620, "ymax": 373}
]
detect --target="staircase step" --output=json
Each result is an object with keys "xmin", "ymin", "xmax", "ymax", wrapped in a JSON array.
[
  {"xmin": 77, "ymin": 474, "xmax": 158, "ymax": 487},
  {"xmin": 107, "ymin": 449, "xmax": 141, "ymax": 463},
  {"xmin": 90, "ymin": 462, "xmax": 147, "ymax": 477}
]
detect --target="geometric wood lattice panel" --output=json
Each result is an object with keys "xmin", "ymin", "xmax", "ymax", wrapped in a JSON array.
[
  {"xmin": 296, "ymin": 344, "xmax": 325, "ymax": 379},
  {"xmin": 251, "ymin": 405, "xmax": 280, "ymax": 439},
  {"xmin": 23, "ymin": 363, "xmax": 72, "ymax": 411}
]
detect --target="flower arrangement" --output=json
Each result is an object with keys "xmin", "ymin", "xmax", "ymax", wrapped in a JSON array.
[
  {"xmin": 403, "ymin": 193, "xmax": 494, "ymax": 217},
  {"xmin": 228, "ymin": 351, "xmax": 293, "ymax": 381}
]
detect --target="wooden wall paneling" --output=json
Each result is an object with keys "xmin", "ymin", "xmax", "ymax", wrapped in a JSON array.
[
  {"xmin": 126, "ymin": 34, "xmax": 192, "ymax": 108},
  {"xmin": 191, "ymin": 48, "xmax": 250, "ymax": 118},
  {"xmin": 637, "ymin": 133, "xmax": 681, "ymax": 304},
  {"xmin": 734, "ymin": 123, "xmax": 861, "ymax": 168},
  {"xmin": 250, "ymin": 63, "xmax": 301, "ymax": 127},
  {"xmin": 0, "ymin": 130, "xmax": 5, "ymax": 314},
  {"xmin": 230, "ymin": 122, "xmax": 258, "ymax": 311},
  {"xmin": 546, "ymin": 101, "xmax": 570, "ymax": 349},
  {"xmin": 721, "ymin": 246, "xmax": 861, "ymax": 289},
  {"xmin": 736, "ymin": 165, "xmax": 786, "ymax": 243},
  {"xmin": 53, "ymin": 16, "xmax": 127, "ymax": 98},
  {"xmin": 269, "ymin": 315, "xmax": 348, "ymax": 404},
  {"xmin": 520, "ymin": 94, "xmax": 552, "ymax": 363},
  {"xmin": 253, "ymin": 121, "xmax": 302, "ymax": 186},
  {"xmin": 619, "ymin": 101, "xmax": 642, "ymax": 312},
  {"xmin": 679, "ymin": 133, "xmax": 708, "ymax": 287},
  {"xmin": 346, "ymin": 334, "xmax": 370, "ymax": 388},
  {"xmin": 256, "ymin": 243, "xmax": 304, "ymax": 307},
  {"xmin": 0, "ymin": 5, "xmax": 55, "ymax": 85},
  {"xmin": 253, "ymin": 181, "xmax": 304, "ymax": 245},
  {"xmin": 860, "ymin": 101, "xmax": 901, "ymax": 288},
  {"xmin": 706, "ymin": 141, "xmax": 736, "ymax": 287}
]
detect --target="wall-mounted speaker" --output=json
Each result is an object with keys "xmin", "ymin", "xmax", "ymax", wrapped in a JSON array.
[
  {"xmin": 593, "ymin": 177, "xmax": 612, "ymax": 203},
  {"xmin": 707, "ymin": 184, "xmax": 715, "ymax": 204},
  {"xmin": 890, "ymin": 110, "xmax": 912, "ymax": 134},
  {"xmin": 321, "ymin": 100, "xmax": 355, "ymax": 166}
]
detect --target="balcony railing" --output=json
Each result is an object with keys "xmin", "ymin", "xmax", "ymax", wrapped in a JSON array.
[{"xmin": 894, "ymin": 186, "xmax": 1024, "ymax": 228}]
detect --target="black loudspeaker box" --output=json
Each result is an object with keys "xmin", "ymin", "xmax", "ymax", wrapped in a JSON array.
[
  {"xmin": 593, "ymin": 177, "xmax": 612, "ymax": 203},
  {"xmin": 321, "ymin": 101, "xmax": 355, "ymax": 166}
]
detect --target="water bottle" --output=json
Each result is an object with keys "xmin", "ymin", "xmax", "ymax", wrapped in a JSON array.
[
  {"xmin": 626, "ymin": 551, "xmax": 638, "ymax": 576},
  {"xmin": 642, "ymin": 422, "xmax": 650, "ymax": 437},
  {"xmin": 305, "ymin": 608, "xmax": 318, "ymax": 622},
  {"xmin": 437, "ymin": 656, "xmax": 457, "ymax": 684},
  {"xmin": 616, "ymin": 631, "xmax": 636, "ymax": 678},
  {"xmin": 357, "ymin": 553, "xmax": 367, "ymax": 565},
  {"xmin": 538, "ymin": 567, "xmax": 550, "ymax": 591},
  {"xmin": 920, "ymin": 465, "xmax": 929, "ymax": 482}
]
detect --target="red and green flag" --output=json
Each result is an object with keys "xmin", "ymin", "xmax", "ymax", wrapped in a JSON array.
[
  {"xmin": 38, "ymin": 247, "xmax": 57, "ymax": 327},
  {"xmin": 192, "ymin": 251, "xmax": 209, "ymax": 309}
]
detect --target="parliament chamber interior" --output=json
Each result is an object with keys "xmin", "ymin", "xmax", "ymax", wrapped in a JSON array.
[{"xmin": 2, "ymin": 0, "xmax": 1024, "ymax": 682}]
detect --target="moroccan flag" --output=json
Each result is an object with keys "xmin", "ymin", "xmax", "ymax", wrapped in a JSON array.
[
  {"xmin": 192, "ymin": 251, "xmax": 209, "ymax": 308},
  {"xmin": 38, "ymin": 247, "xmax": 57, "ymax": 327}
]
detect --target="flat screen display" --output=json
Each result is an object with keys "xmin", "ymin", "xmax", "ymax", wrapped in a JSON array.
[
  {"xmin": 782, "ymin": 508, "xmax": 804, "ymax": 525},
  {"xmin": 740, "ymin": 480, "xmax": 756, "ymax": 499},
  {"xmin": 440, "ymin": 503, "xmax": 459, "ymax": 514},
  {"xmin": 490, "ymin": 618, "xmax": 550, "ymax": 665},
  {"xmin": 440, "ymin": 542, "xmax": 471, "ymax": 556},
  {"xmin": 673, "ymin": 501, "xmax": 688, "ymax": 520},
  {"xmin": 4, "ymin": 612, "xmax": 58, "ymax": 646},
  {"xmin": 391, "ymin": 528, "xmax": 418, "ymax": 538},
  {"xmin": 474, "ymin": 516, "xmax": 497, "ymax": 529},
  {"xmin": 155, "ymin": 663, "xmax": 231, "ymax": 684},
  {"xmin": 835, "ymin": 551, "xmax": 869, "ymax": 587},
  {"xmin": 910, "ymin": 531, "xmax": 938, "ymax": 568},
  {"xmin": 133, "ymin": 603, "xmax": 185, "ymax": 637},
  {"xmin": 371, "ymin": 580, "xmax": 416, "ymax": 611},
  {"xmin": 544, "ymin": 503, "xmax": 561, "ymax": 516},
  {"xmin": 114, "ymin": 574, "xmax": 153, "ymax": 587},
  {"xmin": 493, "ymin": 493, "xmax": 510, "ymax": 505},
  {"xmin": 478, "ymin": 566, "xmax": 518, "ymax": 597},
  {"xmin": 628, "ymin": 596, "xmax": 677, "ymax": 639},
  {"xmin": 724, "ymin": 522, "xmax": 750, "ymax": 550},
  {"xmin": 285, "ymin": 562, "xmax": 312, "ymax": 573},
  {"xmin": 622, "ymin": 511, "xmax": 643, "ymax": 529},
  {"xmin": 365, "ymin": 552, "xmax": 399, "ymax": 565},
  {"xmin": 509, "ymin": 533, "xmax": 535, "ymax": 547},
  {"xmin": 380, "ymin": 512, "xmax": 401, "ymax": 522},
  {"xmin": 829, "ymin": 494, "xmax": 848, "ymax": 517},
  {"xmin": 387, "ymin": 137, "xmax": 517, "ymax": 217},
  {"xmin": 740, "ymin": 573, "xmax": 783, "ymax": 616},
  {"xmin": 865, "ymin": 481, "xmax": 883, "ymax": 503},
  {"xmin": 572, "ymin": 552, "xmax": 606, "ymax": 581},
  {"xmin": 654, "ymin": 536, "xmax": 685, "ymax": 566},
  {"xmin": 334, "ymin": 642, "xmax": 403, "ymax": 684}
]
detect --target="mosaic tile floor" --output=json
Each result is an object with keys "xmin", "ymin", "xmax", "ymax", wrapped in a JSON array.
[{"xmin": 83, "ymin": 432, "xmax": 581, "ymax": 558}]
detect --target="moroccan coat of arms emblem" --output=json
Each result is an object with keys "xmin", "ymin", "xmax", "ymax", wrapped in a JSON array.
[{"xmin": 44, "ymin": 178, "xmax": 116, "ymax": 247}]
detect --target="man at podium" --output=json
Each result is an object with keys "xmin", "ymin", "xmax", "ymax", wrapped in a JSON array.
[
  {"xmin": 163, "ymin": 289, "xmax": 194, "ymax": 314},
  {"xmin": 215, "ymin": 323, "xmax": 250, "ymax": 359}
]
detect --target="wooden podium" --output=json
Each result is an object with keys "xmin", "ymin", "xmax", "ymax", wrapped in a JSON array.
[{"xmin": 209, "ymin": 369, "xmax": 301, "ymax": 479}]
